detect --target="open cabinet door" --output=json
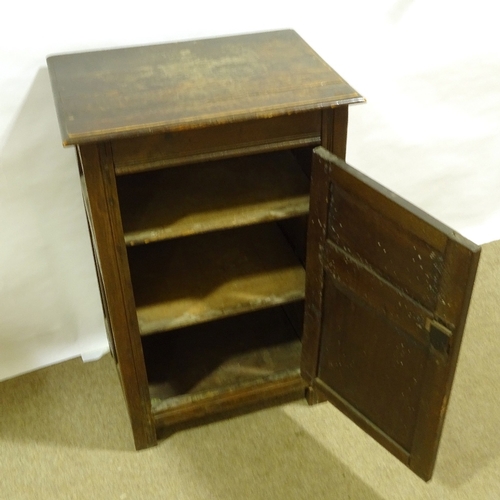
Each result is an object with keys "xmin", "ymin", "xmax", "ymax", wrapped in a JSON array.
[{"xmin": 301, "ymin": 147, "xmax": 480, "ymax": 480}]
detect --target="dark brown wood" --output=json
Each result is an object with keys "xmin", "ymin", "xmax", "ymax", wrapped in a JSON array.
[
  {"xmin": 300, "ymin": 105, "xmax": 350, "ymax": 397},
  {"xmin": 300, "ymin": 147, "xmax": 333, "ymax": 387},
  {"xmin": 305, "ymin": 386, "xmax": 327, "ymax": 405},
  {"xmin": 117, "ymin": 151, "xmax": 310, "ymax": 245},
  {"xmin": 155, "ymin": 375, "xmax": 305, "ymax": 429},
  {"xmin": 111, "ymin": 111, "xmax": 321, "ymax": 174},
  {"xmin": 302, "ymin": 147, "xmax": 480, "ymax": 480},
  {"xmin": 48, "ymin": 30, "xmax": 478, "ymax": 482},
  {"xmin": 142, "ymin": 306, "xmax": 303, "ymax": 426},
  {"xmin": 77, "ymin": 151, "xmax": 118, "ymax": 362},
  {"xmin": 47, "ymin": 29, "xmax": 363, "ymax": 451},
  {"xmin": 127, "ymin": 223, "xmax": 306, "ymax": 335},
  {"xmin": 321, "ymin": 105, "xmax": 349, "ymax": 159},
  {"xmin": 409, "ymin": 238, "xmax": 480, "ymax": 478},
  {"xmin": 47, "ymin": 30, "xmax": 363, "ymax": 146},
  {"xmin": 77, "ymin": 143, "xmax": 157, "ymax": 449}
]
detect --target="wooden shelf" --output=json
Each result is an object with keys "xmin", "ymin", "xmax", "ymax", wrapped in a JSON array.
[
  {"xmin": 128, "ymin": 223, "xmax": 306, "ymax": 335},
  {"xmin": 117, "ymin": 151, "xmax": 310, "ymax": 246},
  {"xmin": 141, "ymin": 306, "xmax": 303, "ymax": 423}
]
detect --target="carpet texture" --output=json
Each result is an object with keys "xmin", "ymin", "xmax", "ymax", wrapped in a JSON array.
[{"xmin": 1, "ymin": 240, "xmax": 499, "ymax": 499}]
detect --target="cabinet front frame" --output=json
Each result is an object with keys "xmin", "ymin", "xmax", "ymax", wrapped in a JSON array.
[{"xmin": 77, "ymin": 106, "xmax": 349, "ymax": 448}]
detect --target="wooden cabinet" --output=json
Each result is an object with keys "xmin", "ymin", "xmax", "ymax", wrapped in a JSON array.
[{"xmin": 47, "ymin": 30, "xmax": 480, "ymax": 481}]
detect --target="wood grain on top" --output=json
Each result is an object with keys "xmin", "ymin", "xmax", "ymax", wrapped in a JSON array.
[{"xmin": 47, "ymin": 30, "xmax": 363, "ymax": 145}]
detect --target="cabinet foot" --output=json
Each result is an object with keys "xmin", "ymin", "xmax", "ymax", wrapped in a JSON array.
[{"xmin": 305, "ymin": 386, "xmax": 327, "ymax": 405}]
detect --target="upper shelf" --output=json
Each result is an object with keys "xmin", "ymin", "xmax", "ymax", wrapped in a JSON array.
[
  {"xmin": 118, "ymin": 151, "xmax": 310, "ymax": 246},
  {"xmin": 47, "ymin": 30, "xmax": 363, "ymax": 145}
]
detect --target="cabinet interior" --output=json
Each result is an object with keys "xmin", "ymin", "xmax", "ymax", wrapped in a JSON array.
[{"xmin": 116, "ymin": 147, "xmax": 314, "ymax": 421}]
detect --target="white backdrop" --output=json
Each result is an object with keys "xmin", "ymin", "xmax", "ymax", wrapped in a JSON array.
[{"xmin": 1, "ymin": 0, "xmax": 499, "ymax": 381}]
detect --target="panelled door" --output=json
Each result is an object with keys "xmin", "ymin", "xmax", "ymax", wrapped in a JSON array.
[{"xmin": 301, "ymin": 146, "xmax": 480, "ymax": 480}]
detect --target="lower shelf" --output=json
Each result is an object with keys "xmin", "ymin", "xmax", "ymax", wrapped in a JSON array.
[{"xmin": 141, "ymin": 305, "xmax": 304, "ymax": 426}]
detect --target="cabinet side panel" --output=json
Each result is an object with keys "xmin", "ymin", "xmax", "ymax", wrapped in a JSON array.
[{"xmin": 78, "ymin": 143, "xmax": 157, "ymax": 449}]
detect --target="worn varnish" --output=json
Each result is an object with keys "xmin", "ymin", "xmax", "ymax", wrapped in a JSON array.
[
  {"xmin": 128, "ymin": 223, "xmax": 306, "ymax": 335},
  {"xmin": 117, "ymin": 151, "xmax": 310, "ymax": 245},
  {"xmin": 302, "ymin": 147, "xmax": 480, "ymax": 480},
  {"xmin": 47, "ymin": 30, "xmax": 362, "ymax": 145},
  {"xmin": 48, "ymin": 30, "xmax": 478, "ymax": 481},
  {"xmin": 111, "ymin": 111, "xmax": 322, "ymax": 174},
  {"xmin": 47, "ymin": 30, "xmax": 358, "ymax": 453},
  {"xmin": 142, "ymin": 306, "xmax": 303, "ymax": 426}
]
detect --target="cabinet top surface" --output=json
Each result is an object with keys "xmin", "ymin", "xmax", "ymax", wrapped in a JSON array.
[{"xmin": 47, "ymin": 30, "xmax": 363, "ymax": 145}]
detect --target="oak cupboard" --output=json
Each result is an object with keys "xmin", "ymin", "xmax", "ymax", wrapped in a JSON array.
[{"xmin": 47, "ymin": 30, "xmax": 480, "ymax": 481}]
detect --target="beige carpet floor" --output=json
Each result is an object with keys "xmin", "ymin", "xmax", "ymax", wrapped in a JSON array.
[{"xmin": 1, "ymin": 240, "xmax": 499, "ymax": 500}]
